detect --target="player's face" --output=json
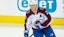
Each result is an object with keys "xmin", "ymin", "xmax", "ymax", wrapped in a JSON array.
[{"xmin": 30, "ymin": 4, "xmax": 37, "ymax": 13}]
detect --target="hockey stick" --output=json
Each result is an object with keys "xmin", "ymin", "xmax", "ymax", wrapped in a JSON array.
[{"xmin": 29, "ymin": 33, "xmax": 33, "ymax": 37}]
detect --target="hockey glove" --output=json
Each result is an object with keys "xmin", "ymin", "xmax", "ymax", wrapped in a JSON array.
[{"xmin": 24, "ymin": 30, "xmax": 29, "ymax": 37}]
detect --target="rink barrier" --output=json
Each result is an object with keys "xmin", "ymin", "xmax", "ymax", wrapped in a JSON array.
[{"xmin": 0, "ymin": 15, "xmax": 64, "ymax": 26}]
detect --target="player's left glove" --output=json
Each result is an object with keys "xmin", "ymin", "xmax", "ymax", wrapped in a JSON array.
[
  {"xmin": 35, "ymin": 20, "xmax": 44, "ymax": 30},
  {"xmin": 36, "ymin": 23, "xmax": 43, "ymax": 30},
  {"xmin": 24, "ymin": 30, "xmax": 29, "ymax": 37}
]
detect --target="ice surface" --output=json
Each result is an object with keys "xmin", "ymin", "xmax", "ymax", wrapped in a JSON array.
[{"xmin": 0, "ymin": 23, "xmax": 64, "ymax": 37}]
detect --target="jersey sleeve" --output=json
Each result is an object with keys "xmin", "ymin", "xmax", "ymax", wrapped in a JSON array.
[
  {"xmin": 39, "ymin": 8, "xmax": 51, "ymax": 27},
  {"xmin": 43, "ymin": 12, "xmax": 51, "ymax": 27},
  {"xmin": 24, "ymin": 11, "xmax": 31, "ymax": 32}
]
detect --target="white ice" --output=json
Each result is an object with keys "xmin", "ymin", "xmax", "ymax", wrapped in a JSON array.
[{"xmin": 0, "ymin": 23, "xmax": 64, "ymax": 37}]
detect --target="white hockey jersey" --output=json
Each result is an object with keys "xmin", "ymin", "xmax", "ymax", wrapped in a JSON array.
[{"xmin": 24, "ymin": 8, "xmax": 51, "ymax": 31}]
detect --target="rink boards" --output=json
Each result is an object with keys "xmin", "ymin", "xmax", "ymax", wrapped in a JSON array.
[{"xmin": 0, "ymin": 15, "xmax": 64, "ymax": 26}]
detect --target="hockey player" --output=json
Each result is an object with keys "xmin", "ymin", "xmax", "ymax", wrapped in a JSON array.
[{"xmin": 24, "ymin": 0, "xmax": 56, "ymax": 37}]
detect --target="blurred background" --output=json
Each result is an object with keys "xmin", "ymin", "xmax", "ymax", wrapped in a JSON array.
[{"xmin": 0, "ymin": 0, "xmax": 64, "ymax": 37}]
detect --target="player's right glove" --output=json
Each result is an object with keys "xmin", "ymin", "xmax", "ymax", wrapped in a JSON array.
[{"xmin": 24, "ymin": 30, "xmax": 29, "ymax": 37}]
